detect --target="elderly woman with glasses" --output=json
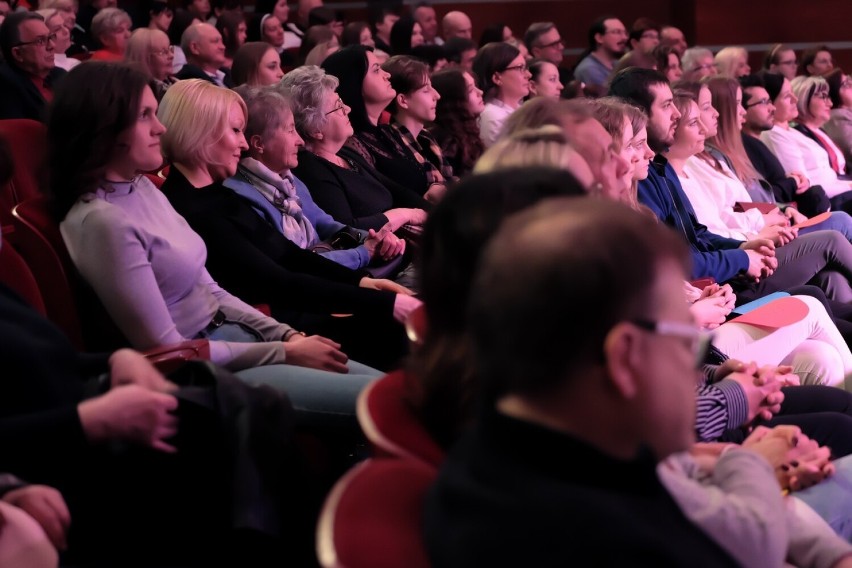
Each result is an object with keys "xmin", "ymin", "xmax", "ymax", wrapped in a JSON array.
[
  {"xmin": 473, "ymin": 41, "xmax": 531, "ymax": 147},
  {"xmin": 125, "ymin": 28, "xmax": 176, "ymax": 98},
  {"xmin": 283, "ymin": 64, "xmax": 428, "ymax": 233},
  {"xmin": 761, "ymin": 74, "xmax": 852, "ymax": 210}
]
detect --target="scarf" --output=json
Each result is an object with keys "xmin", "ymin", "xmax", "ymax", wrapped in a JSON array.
[
  {"xmin": 238, "ymin": 158, "xmax": 318, "ymax": 249},
  {"xmin": 390, "ymin": 120, "xmax": 457, "ymax": 185}
]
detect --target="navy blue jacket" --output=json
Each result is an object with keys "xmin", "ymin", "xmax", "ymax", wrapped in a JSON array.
[{"xmin": 638, "ymin": 154, "xmax": 749, "ymax": 282}]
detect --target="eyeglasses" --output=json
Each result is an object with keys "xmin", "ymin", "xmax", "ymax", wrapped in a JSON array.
[
  {"xmin": 502, "ymin": 63, "xmax": 528, "ymax": 73},
  {"xmin": 640, "ymin": 32, "xmax": 660, "ymax": 41},
  {"xmin": 630, "ymin": 318, "xmax": 712, "ymax": 368},
  {"xmin": 537, "ymin": 38, "xmax": 564, "ymax": 49},
  {"xmin": 151, "ymin": 45, "xmax": 175, "ymax": 56},
  {"xmin": 745, "ymin": 97, "xmax": 772, "ymax": 109},
  {"xmin": 14, "ymin": 33, "xmax": 57, "ymax": 48},
  {"xmin": 325, "ymin": 98, "xmax": 346, "ymax": 116}
]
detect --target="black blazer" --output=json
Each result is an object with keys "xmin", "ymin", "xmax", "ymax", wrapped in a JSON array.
[
  {"xmin": 0, "ymin": 64, "xmax": 65, "ymax": 121},
  {"xmin": 175, "ymin": 63, "xmax": 233, "ymax": 88}
]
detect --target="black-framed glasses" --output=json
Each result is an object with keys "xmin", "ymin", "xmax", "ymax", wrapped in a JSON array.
[
  {"xmin": 630, "ymin": 318, "xmax": 712, "ymax": 368},
  {"xmin": 537, "ymin": 38, "xmax": 564, "ymax": 49},
  {"xmin": 745, "ymin": 97, "xmax": 772, "ymax": 109},
  {"xmin": 14, "ymin": 33, "xmax": 57, "ymax": 48},
  {"xmin": 325, "ymin": 98, "xmax": 346, "ymax": 116},
  {"xmin": 502, "ymin": 63, "xmax": 528, "ymax": 73}
]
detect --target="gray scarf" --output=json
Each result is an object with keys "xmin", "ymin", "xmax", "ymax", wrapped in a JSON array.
[{"xmin": 239, "ymin": 158, "xmax": 318, "ymax": 249}]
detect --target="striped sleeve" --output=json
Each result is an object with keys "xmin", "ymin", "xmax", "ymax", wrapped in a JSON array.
[{"xmin": 695, "ymin": 380, "xmax": 748, "ymax": 442}]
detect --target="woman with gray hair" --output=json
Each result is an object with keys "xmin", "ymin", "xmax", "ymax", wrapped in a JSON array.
[
  {"xmin": 125, "ymin": 28, "xmax": 176, "ymax": 97},
  {"xmin": 89, "ymin": 7, "xmax": 132, "ymax": 61},
  {"xmin": 681, "ymin": 46, "xmax": 716, "ymax": 81},
  {"xmin": 281, "ymin": 65, "xmax": 428, "ymax": 232},
  {"xmin": 761, "ymin": 74, "xmax": 852, "ymax": 204}
]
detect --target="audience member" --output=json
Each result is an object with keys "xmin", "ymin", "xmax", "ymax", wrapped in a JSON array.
[
  {"xmin": 368, "ymin": 5, "xmax": 397, "ymax": 55},
  {"xmin": 430, "ymin": 68, "xmax": 485, "ymax": 176},
  {"xmin": 443, "ymin": 36, "xmax": 476, "ymax": 72},
  {"xmin": 654, "ymin": 44, "xmax": 682, "ymax": 83},
  {"xmin": 166, "ymin": 9, "xmax": 199, "ymax": 73},
  {"xmin": 824, "ymin": 68, "xmax": 852, "ymax": 165},
  {"xmin": 88, "ymin": 7, "xmax": 131, "ymax": 61},
  {"xmin": 0, "ymin": 12, "xmax": 65, "ymax": 121},
  {"xmin": 473, "ymin": 41, "xmax": 529, "ymax": 147},
  {"xmin": 763, "ymin": 42, "xmax": 797, "ymax": 80},
  {"xmin": 175, "ymin": 22, "xmax": 231, "ymax": 87},
  {"xmin": 412, "ymin": 1, "xmax": 440, "ymax": 46},
  {"xmin": 389, "ymin": 15, "xmax": 423, "ymax": 56},
  {"xmin": 527, "ymin": 57, "xmax": 564, "ymax": 99},
  {"xmin": 182, "ymin": 0, "xmax": 210, "ymax": 23},
  {"xmin": 628, "ymin": 17, "xmax": 660, "ymax": 55},
  {"xmin": 659, "ymin": 23, "xmax": 687, "ymax": 55},
  {"xmin": 442, "ymin": 11, "xmax": 471, "ymax": 41},
  {"xmin": 215, "ymin": 9, "xmax": 245, "ymax": 69},
  {"xmin": 573, "ymin": 16, "xmax": 627, "ymax": 95},
  {"xmin": 307, "ymin": 6, "xmax": 343, "ymax": 39},
  {"xmin": 288, "ymin": 0, "xmax": 321, "ymax": 40},
  {"xmin": 125, "ymin": 28, "xmax": 176, "ymax": 97},
  {"xmin": 147, "ymin": 0, "xmax": 173, "ymax": 33},
  {"xmin": 231, "ymin": 41, "xmax": 283, "ymax": 87},
  {"xmin": 304, "ymin": 36, "xmax": 338, "ymax": 66},
  {"xmin": 681, "ymin": 46, "xmax": 716, "ymax": 81},
  {"xmin": 341, "ymin": 21, "xmax": 373, "ymax": 48},
  {"xmin": 410, "ymin": 44, "xmax": 447, "ymax": 73},
  {"xmin": 284, "ymin": 63, "xmax": 428, "ymax": 232},
  {"xmin": 714, "ymin": 45, "xmax": 750, "ymax": 78},
  {"xmin": 251, "ymin": 0, "xmax": 299, "ymax": 49},
  {"xmin": 298, "ymin": 24, "xmax": 338, "ymax": 66},
  {"xmin": 800, "ymin": 45, "xmax": 834, "ymax": 77}
]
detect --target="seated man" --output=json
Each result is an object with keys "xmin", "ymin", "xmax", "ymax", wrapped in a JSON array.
[
  {"xmin": 424, "ymin": 197, "xmax": 852, "ymax": 566},
  {"xmin": 441, "ymin": 11, "xmax": 472, "ymax": 41},
  {"xmin": 0, "ymin": 12, "xmax": 66, "ymax": 121},
  {"xmin": 524, "ymin": 21, "xmax": 572, "ymax": 97},
  {"xmin": 175, "ymin": 22, "xmax": 232, "ymax": 87},
  {"xmin": 572, "ymin": 16, "xmax": 627, "ymax": 96}
]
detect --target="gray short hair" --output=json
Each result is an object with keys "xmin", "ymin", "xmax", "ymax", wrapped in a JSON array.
[
  {"xmin": 681, "ymin": 46, "xmax": 713, "ymax": 73},
  {"xmin": 524, "ymin": 22, "xmax": 556, "ymax": 51},
  {"xmin": 792, "ymin": 75, "xmax": 830, "ymax": 123},
  {"xmin": 234, "ymin": 85, "xmax": 292, "ymax": 144},
  {"xmin": 91, "ymin": 7, "xmax": 130, "ymax": 39},
  {"xmin": 277, "ymin": 65, "xmax": 340, "ymax": 144}
]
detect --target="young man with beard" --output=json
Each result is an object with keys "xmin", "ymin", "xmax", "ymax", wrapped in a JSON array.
[
  {"xmin": 573, "ymin": 15, "xmax": 627, "ymax": 95},
  {"xmin": 740, "ymin": 73, "xmax": 832, "ymax": 217},
  {"xmin": 608, "ymin": 67, "xmax": 852, "ymax": 305}
]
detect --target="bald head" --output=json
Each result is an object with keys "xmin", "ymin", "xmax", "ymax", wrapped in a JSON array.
[
  {"xmin": 181, "ymin": 22, "xmax": 226, "ymax": 70},
  {"xmin": 442, "ymin": 11, "xmax": 472, "ymax": 40}
]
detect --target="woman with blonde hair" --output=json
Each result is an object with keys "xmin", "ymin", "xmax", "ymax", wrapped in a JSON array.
[
  {"xmin": 714, "ymin": 46, "xmax": 750, "ymax": 78},
  {"xmin": 125, "ymin": 28, "xmax": 176, "ymax": 97}
]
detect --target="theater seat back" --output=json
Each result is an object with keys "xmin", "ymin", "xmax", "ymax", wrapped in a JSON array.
[{"xmin": 0, "ymin": 120, "xmax": 47, "ymax": 227}]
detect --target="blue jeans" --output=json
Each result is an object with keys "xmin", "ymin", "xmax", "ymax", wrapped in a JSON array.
[
  {"xmin": 795, "ymin": 453, "xmax": 852, "ymax": 540},
  {"xmin": 798, "ymin": 211, "xmax": 852, "ymax": 242},
  {"xmin": 206, "ymin": 322, "xmax": 382, "ymax": 424}
]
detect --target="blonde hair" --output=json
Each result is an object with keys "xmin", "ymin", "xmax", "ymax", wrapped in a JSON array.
[
  {"xmin": 126, "ymin": 28, "xmax": 169, "ymax": 78},
  {"xmin": 158, "ymin": 79, "xmax": 248, "ymax": 168},
  {"xmin": 35, "ymin": 9, "xmax": 63, "ymax": 28},
  {"xmin": 475, "ymin": 125, "xmax": 585, "ymax": 176},
  {"xmin": 792, "ymin": 75, "xmax": 830, "ymax": 123},
  {"xmin": 39, "ymin": 0, "xmax": 76, "ymax": 12},
  {"xmin": 714, "ymin": 46, "xmax": 747, "ymax": 78}
]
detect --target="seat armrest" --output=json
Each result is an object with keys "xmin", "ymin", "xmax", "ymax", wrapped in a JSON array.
[{"xmin": 143, "ymin": 339, "xmax": 211, "ymax": 374}]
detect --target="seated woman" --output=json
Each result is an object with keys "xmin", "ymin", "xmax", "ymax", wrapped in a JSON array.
[
  {"xmin": 823, "ymin": 69, "xmax": 852, "ymax": 165},
  {"xmin": 215, "ymin": 10, "xmax": 246, "ymax": 70},
  {"xmin": 225, "ymin": 85, "xmax": 406, "ymax": 273},
  {"xmin": 388, "ymin": 15, "xmax": 423, "ymax": 56},
  {"xmin": 473, "ymin": 41, "xmax": 531, "ymax": 147},
  {"xmin": 52, "ymin": 63, "xmax": 383, "ymax": 421},
  {"xmin": 89, "ymin": 7, "xmax": 131, "ymax": 61},
  {"xmin": 680, "ymin": 77, "xmax": 852, "ymax": 242},
  {"xmin": 526, "ymin": 58, "xmax": 564, "ymax": 100},
  {"xmin": 125, "ymin": 28, "xmax": 176, "ymax": 99},
  {"xmin": 763, "ymin": 43, "xmax": 797, "ymax": 80},
  {"xmin": 319, "ymin": 46, "xmax": 438, "ymax": 203},
  {"xmin": 298, "ymin": 25, "xmax": 338, "ymax": 67},
  {"xmin": 713, "ymin": 46, "xmax": 750, "ymax": 78},
  {"xmin": 251, "ymin": 0, "xmax": 300, "ymax": 49},
  {"xmin": 761, "ymin": 73, "xmax": 852, "ymax": 210},
  {"xmin": 341, "ymin": 21, "xmax": 374, "ymax": 48},
  {"xmin": 654, "ymin": 44, "xmax": 682, "ymax": 83},
  {"xmin": 429, "ymin": 68, "xmax": 485, "ymax": 177},
  {"xmin": 231, "ymin": 42, "xmax": 284, "ymax": 87},
  {"xmin": 259, "ymin": 13, "xmax": 297, "ymax": 68},
  {"xmin": 383, "ymin": 55, "xmax": 457, "ymax": 202},
  {"xmin": 284, "ymin": 63, "xmax": 428, "ymax": 232}
]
